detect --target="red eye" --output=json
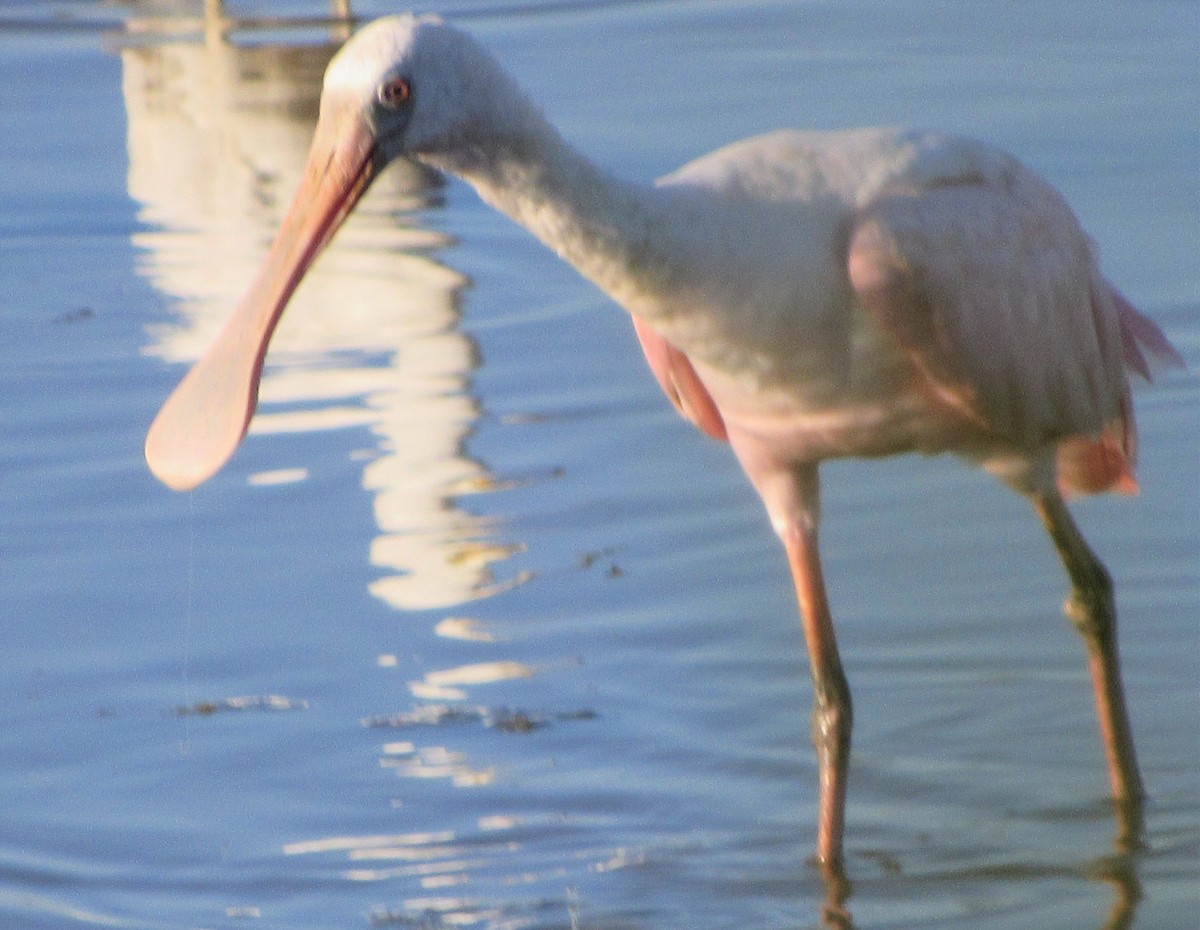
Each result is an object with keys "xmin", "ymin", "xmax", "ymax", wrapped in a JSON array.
[{"xmin": 380, "ymin": 77, "xmax": 411, "ymax": 108}]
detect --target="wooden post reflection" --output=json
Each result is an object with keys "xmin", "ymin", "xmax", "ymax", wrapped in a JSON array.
[
  {"xmin": 203, "ymin": 1, "xmax": 354, "ymax": 31},
  {"xmin": 203, "ymin": 1, "xmax": 353, "ymax": 17}
]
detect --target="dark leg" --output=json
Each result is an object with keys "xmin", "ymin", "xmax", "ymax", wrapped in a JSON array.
[
  {"xmin": 1032, "ymin": 490, "xmax": 1145, "ymax": 841},
  {"xmin": 780, "ymin": 466, "xmax": 854, "ymax": 869}
]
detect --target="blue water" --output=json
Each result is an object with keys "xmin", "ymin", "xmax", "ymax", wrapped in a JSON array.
[{"xmin": 1, "ymin": 2, "xmax": 1197, "ymax": 928}]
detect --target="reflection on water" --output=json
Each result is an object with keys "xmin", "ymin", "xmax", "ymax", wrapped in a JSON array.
[
  {"xmin": 281, "ymin": 814, "xmax": 641, "ymax": 923},
  {"xmin": 115, "ymin": 19, "xmax": 594, "ymax": 924},
  {"xmin": 122, "ymin": 22, "xmax": 525, "ymax": 612}
]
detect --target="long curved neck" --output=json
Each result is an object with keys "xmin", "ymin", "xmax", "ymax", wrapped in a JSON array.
[{"xmin": 421, "ymin": 105, "xmax": 679, "ymax": 320}]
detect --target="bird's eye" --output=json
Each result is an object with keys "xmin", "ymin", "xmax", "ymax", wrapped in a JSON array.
[{"xmin": 379, "ymin": 76, "xmax": 412, "ymax": 109}]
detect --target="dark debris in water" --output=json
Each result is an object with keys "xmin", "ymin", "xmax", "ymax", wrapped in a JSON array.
[
  {"xmin": 578, "ymin": 547, "xmax": 624, "ymax": 578},
  {"xmin": 858, "ymin": 848, "xmax": 904, "ymax": 874},
  {"xmin": 53, "ymin": 306, "xmax": 95, "ymax": 324},
  {"xmin": 173, "ymin": 695, "xmax": 309, "ymax": 717},
  {"xmin": 363, "ymin": 703, "xmax": 596, "ymax": 733}
]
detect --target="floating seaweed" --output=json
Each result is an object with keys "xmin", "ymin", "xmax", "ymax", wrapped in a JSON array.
[
  {"xmin": 173, "ymin": 694, "xmax": 309, "ymax": 717},
  {"xmin": 362, "ymin": 704, "xmax": 595, "ymax": 733}
]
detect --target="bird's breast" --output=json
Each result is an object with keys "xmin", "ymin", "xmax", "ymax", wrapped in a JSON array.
[{"xmin": 684, "ymin": 328, "xmax": 961, "ymax": 466}]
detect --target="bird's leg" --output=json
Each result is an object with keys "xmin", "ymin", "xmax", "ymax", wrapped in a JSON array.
[
  {"xmin": 779, "ymin": 465, "xmax": 853, "ymax": 870},
  {"xmin": 1031, "ymin": 490, "xmax": 1145, "ymax": 843}
]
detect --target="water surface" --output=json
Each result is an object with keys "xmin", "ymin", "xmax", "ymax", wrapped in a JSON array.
[{"xmin": 1, "ymin": 2, "xmax": 1197, "ymax": 928}]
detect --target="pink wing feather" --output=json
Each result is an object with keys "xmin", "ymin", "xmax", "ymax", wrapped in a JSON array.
[
  {"xmin": 630, "ymin": 314, "xmax": 728, "ymax": 442},
  {"xmin": 1108, "ymin": 284, "xmax": 1185, "ymax": 379},
  {"xmin": 848, "ymin": 173, "xmax": 1181, "ymax": 496}
]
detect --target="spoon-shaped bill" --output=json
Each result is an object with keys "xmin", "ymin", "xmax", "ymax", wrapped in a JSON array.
[{"xmin": 144, "ymin": 105, "xmax": 379, "ymax": 491}]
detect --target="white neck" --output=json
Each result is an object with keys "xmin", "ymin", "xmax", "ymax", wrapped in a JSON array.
[{"xmin": 420, "ymin": 104, "xmax": 682, "ymax": 323}]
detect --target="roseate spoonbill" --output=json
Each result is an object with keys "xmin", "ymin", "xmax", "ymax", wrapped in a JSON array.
[{"xmin": 144, "ymin": 15, "xmax": 1182, "ymax": 868}]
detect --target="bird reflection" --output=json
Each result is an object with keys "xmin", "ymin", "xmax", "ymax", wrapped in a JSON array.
[
  {"xmin": 120, "ymin": 9, "xmax": 523, "ymax": 611},
  {"xmin": 821, "ymin": 812, "xmax": 1145, "ymax": 930},
  {"xmin": 1093, "ymin": 849, "xmax": 1142, "ymax": 930}
]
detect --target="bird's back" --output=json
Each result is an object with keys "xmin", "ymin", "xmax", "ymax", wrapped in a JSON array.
[
  {"xmin": 646, "ymin": 127, "xmax": 1180, "ymax": 494},
  {"xmin": 659, "ymin": 127, "xmax": 1012, "ymax": 207}
]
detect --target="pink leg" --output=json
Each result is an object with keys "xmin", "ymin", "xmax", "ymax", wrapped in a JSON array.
[
  {"xmin": 779, "ymin": 466, "xmax": 853, "ymax": 869},
  {"xmin": 1032, "ymin": 490, "xmax": 1145, "ymax": 841}
]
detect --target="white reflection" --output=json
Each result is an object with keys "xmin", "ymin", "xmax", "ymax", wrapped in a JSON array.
[
  {"xmin": 117, "ymin": 17, "xmax": 613, "ymax": 915},
  {"xmin": 120, "ymin": 16, "xmax": 523, "ymax": 610},
  {"xmin": 280, "ymin": 811, "xmax": 643, "ymax": 921},
  {"xmin": 282, "ymin": 830, "xmax": 456, "ymax": 857},
  {"xmin": 423, "ymin": 661, "xmax": 535, "ymax": 688},
  {"xmin": 434, "ymin": 616, "xmax": 499, "ymax": 642},
  {"xmin": 379, "ymin": 743, "xmax": 496, "ymax": 787},
  {"xmin": 411, "ymin": 659, "xmax": 536, "ymax": 701}
]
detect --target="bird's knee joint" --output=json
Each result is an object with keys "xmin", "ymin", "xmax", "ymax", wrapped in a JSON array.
[
  {"xmin": 1064, "ymin": 562, "xmax": 1116, "ymax": 643},
  {"xmin": 810, "ymin": 685, "xmax": 853, "ymax": 755}
]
